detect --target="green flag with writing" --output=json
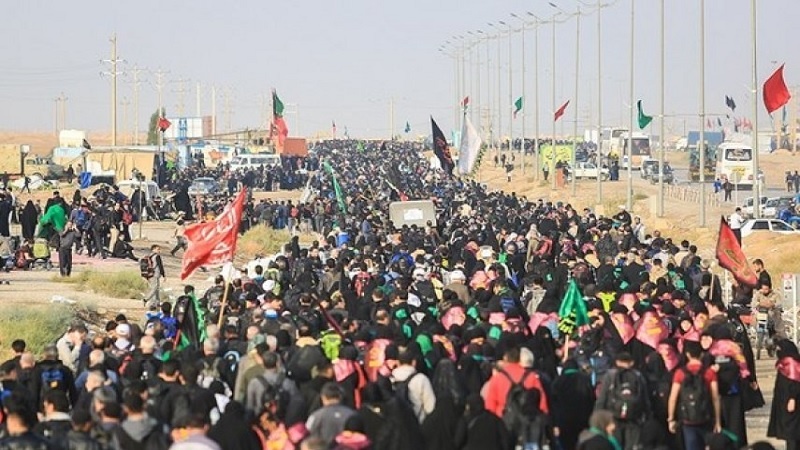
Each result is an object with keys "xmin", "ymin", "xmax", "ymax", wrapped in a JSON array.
[{"xmin": 557, "ymin": 278, "xmax": 589, "ymax": 336}]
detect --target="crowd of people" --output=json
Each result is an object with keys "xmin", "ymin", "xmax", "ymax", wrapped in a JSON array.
[{"xmin": 0, "ymin": 139, "xmax": 795, "ymax": 450}]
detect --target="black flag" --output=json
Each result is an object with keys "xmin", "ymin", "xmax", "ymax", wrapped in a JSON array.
[
  {"xmin": 81, "ymin": 139, "xmax": 91, "ymax": 150},
  {"xmin": 430, "ymin": 116, "xmax": 454, "ymax": 174},
  {"xmin": 725, "ymin": 95, "xmax": 737, "ymax": 111}
]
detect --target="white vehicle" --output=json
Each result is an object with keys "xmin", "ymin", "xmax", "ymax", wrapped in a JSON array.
[
  {"xmin": 618, "ymin": 132, "xmax": 651, "ymax": 170},
  {"xmin": 229, "ymin": 153, "xmax": 281, "ymax": 170},
  {"xmin": 741, "ymin": 218, "xmax": 799, "ymax": 238},
  {"xmin": 762, "ymin": 196, "xmax": 795, "ymax": 219},
  {"xmin": 117, "ymin": 180, "xmax": 161, "ymax": 204},
  {"xmin": 741, "ymin": 196, "xmax": 768, "ymax": 218},
  {"xmin": 565, "ymin": 162, "xmax": 610, "ymax": 181},
  {"xmin": 716, "ymin": 142, "xmax": 758, "ymax": 190}
]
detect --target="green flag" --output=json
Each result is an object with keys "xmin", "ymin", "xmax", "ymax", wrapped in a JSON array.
[
  {"xmin": 513, "ymin": 96, "xmax": 523, "ymax": 118},
  {"xmin": 176, "ymin": 293, "xmax": 207, "ymax": 353},
  {"xmin": 273, "ymin": 90, "xmax": 285, "ymax": 118},
  {"xmin": 323, "ymin": 161, "xmax": 346, "ymax": 213},
  {"xmin": 405, "ymin": 121, "xmax": 411, "ymax": 133},
  {"xmin": 557, "ymin": 278, "xmax": 589, "ymax": 336},
  {"xmin": 637, "ymin": 100, "xmax": 653, "ymax": 129}
]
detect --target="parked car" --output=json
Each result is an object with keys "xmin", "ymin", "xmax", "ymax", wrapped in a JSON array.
[
  {"xmin": 762, "ymin": 196, "xmax": 795, "ymax": 219},
  {"xmin": 187, "ymin": 177, "xmax": 220, "ymax": 196},
  {"xmin": 741, "ymin": 196, "xmax": 769, "ymax": 219},
  {"xmin": 565, "ymin": 162, "xmax": 610, "ymax": 181},
  {"xmin": 640, "ymin": 158, "xmax": 658, "ymax": 179},
  {"xmin": 740, "ymin": 218, "xmax": 799, "ymax": 238}
]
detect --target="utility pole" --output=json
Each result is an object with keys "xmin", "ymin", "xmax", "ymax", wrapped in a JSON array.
[
  {"xmin": 54, "ymin": 93, "xmax": 68, "ymax": 136},
  {"xmin": 121, "ymin": 97, "xmax": 130, "ymax": 144},
  {"xmin": 102, "ymin": 34, "xmax": 123, "ymax": 146},
  {"xmin": 211, "ymin": 86, "xmax": 217, "ymax": 136},
  {"xmin": 174, "ymin": 77, "xmax": 189, "ymax": 117},
  {"xmin": 596, "ymin": 0, "xmax": 603, "ymax": 205},
  {"xmin": 130, "ymin": 65, "xmax": 144, "ymax": 145},
  {"xmin": 152, "ymin": 69, "xmax": 168, "ymax": 120},
  {"xmin": 223, "ymin": 88, "xmax": 232, "ymax": 133},
  {"xmin": 551, "ymin": 14, "xmax": 558, "ymax": 190},
  {"xmin": 196, "ymin": 81, "xmax": 202, "ymax": 117}
]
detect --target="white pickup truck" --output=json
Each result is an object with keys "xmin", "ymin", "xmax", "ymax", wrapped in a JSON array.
[{"xmin": 565, "ymin": 162, "xmax": 610, "ymax": 181}]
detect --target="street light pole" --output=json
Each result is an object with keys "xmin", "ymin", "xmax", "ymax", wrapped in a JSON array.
[
  {"xmin": 488, "ymin": 23, "xmax": 503, "ymax": 157},
  {"xmin": 528, "ymin": 12, "xmax": 542, "ymax": 181},
  {"xmin": 658, "ymin": 0, "xmax": 666, "ymax": 217},
  {"xmin": 551, "ymin": 13, "xmax": 558, "ymax": 190},
  {"xmin": 596, "ymin": 0, "xmax": 603, "ymax": 204},
  {"xmin": 627, "ymin": 0, "xmax": 634, "ymax": 210},
  {"xmin": 511, "ymin": 13, "xmax": 526, "ymax": 175},
  {"xmin": 751, "ymin": 0, "xmax": 761, "ymax": 219},
  {"xmin": 699, "ymin": 0, "xmax": 707, "ymax": 227},
  {"xmin": 499, "ymin": 21, "xmax": 513, "ymax": 162},
  {"xmin": 571, "ymin": 8, "xmax": 581, "ymax": 196}
]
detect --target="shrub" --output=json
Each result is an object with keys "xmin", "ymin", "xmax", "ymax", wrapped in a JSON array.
[
  {"xmin": 0, "ymin": 305, "xmax": 75, "ymax": 360},
  {"xmin": 238, "ymin": 225, "xmax": 291, "ymax": 259},
  {"xmin": 51, "ymin": 270, "xmax": 146, "ymax": 299}
]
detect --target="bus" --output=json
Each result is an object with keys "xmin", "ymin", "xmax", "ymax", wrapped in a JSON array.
[
  {"xmin": 620, "ymin": 132, "xmax": 651, "ymax": 169},
  {"xmin": 716, "ymin": 142, "xmax": 757, "ymax": 190}
]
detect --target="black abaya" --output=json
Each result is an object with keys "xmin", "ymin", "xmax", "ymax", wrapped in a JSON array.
[{"xmin": 20, "ymin": 201, "xmax": 38, "ymax": 240}]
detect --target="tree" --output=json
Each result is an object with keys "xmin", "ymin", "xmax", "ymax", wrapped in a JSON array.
[{"xmin": 147, "ymin": 108, "xmax": 166, "ymax": 145}]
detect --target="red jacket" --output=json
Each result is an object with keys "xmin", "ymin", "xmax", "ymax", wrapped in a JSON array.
[{"xmin": 484, "ymin": 362, "xmax": 549, "ymax": 416}]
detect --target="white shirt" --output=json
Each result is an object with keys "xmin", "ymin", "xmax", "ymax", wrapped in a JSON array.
[{"xmin": 729, "ymin": 212, "xmax": 744, "ymax": 230}]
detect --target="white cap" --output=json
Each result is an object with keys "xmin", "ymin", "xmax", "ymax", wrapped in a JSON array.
[
  {"xmin": 115, "ymin": 323, "xmax": 131, "ymax": 337},
  {"xmin": 262, "ymin": 280, "xmax": 276, "ymax": 292},
  {"xmin": 450, "ymin": 270, "xmax": 466, "ymax": 281}
]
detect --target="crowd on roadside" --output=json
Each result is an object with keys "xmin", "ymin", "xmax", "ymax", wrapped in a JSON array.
[{"xmin": 0, "ymin": 139, "xmax": 795, "ymax": 450}]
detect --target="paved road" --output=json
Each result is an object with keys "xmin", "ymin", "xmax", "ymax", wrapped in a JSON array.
[{"xmin": 747, "ymin": 356, "xmax": 783, "ymax": 448}]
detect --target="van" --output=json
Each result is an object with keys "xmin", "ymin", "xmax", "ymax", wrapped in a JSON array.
[{"xmin": 229, "ymin": 154, "xmax": 281, "ymax": 170}]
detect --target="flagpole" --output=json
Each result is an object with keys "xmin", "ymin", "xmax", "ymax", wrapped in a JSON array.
[
  {"xmin": 216, "ymin": 274, "xmax": 231, "ymax": 329},
  {"xmin": 751, "ymin": 0, "xmax": 761, "ymax": 219},
  {"xmin": 511, "ymin": 14, "xmax": 526, "ymax": 176}
]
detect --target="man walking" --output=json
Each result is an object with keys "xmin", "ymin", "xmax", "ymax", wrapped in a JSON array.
[
  {"xmin": 142, "ymin": 244, "xmax": 165, "ymax": 308},
  {"xmin": 58, "ymin": 221, "xmax": 80, "ymax": 277}
]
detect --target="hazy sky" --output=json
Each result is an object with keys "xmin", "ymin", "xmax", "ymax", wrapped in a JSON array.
[{"xmin": 1, "ymin": 0, "xmax": 798, "ymax": 140}]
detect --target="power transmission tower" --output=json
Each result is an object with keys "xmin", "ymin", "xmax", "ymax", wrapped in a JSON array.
[
  {"xmin": 173, "ymin": 77, "xmax": 190, "ymax": 117},
  {"xmin": 129, "ymin": 65, "xmax": 145, "ymax": 145}
]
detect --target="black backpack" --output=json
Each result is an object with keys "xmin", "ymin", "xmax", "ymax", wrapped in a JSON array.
[
  {"xmin": 678, "ymin": 368, "xmax": 712, "ymax": 424},
  {"xmin": 114, "ymin": 424, "xmax": 169, "ymax": 450},
  {"xmin": 497, "ymin": 368, "xmax": 538, "ymax": 432},
  {"xmin": 606, "ymin": 368, "xmax": 645, "ymax": 421},
  {"xmin": 392, "ymin": 372, "xmax": 421, "ymax": 413},
  {"xmin": 39, "ymin": 366, "xmax": 66, "ymax": 402},
  {"xmin": 256, "ymin": 374, "xmax": 291, "ymax": 419},
  {"xmin": 139, "ymin": 255, "xmax": 155, "ymax": 279}
]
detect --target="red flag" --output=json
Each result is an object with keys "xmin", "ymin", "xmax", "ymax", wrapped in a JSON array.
[
  {"xmin": 706, "ymin": 118, "xmax": 712, "ymax": 129},
  {"xmin": 180, "ymin": 189, "xmax": 246, "ymax": 279},
  {"xmin": 554, "ymin": 100, "xmax": 570, "ymax": 121},
  {"xmin": 461, "ymin": 96, "xmax": 470, "ymax": 107},
  {"xmin": 272, "ymin": 117, "xmax": 289, "ymax": 147},
  {"xmin": 715, "ymin": 216, "xmax": 758, "ymax": 287},
  {"xmin": 763, "ymin": 64, "xmax": 792, "ymax": 114},
  {"xmin": 158, "ymin": 117, "xmax": 171, "ymax": 132}
]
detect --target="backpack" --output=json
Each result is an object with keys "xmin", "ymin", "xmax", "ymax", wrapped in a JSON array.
[
  {"xmin": 678, "ymin": 368, "xmax": 712, "ymax": 424},
  {"xmin": 353, "ymin": 272, "xmax": 372, "ymax": 298},
  {"xmin": 122, "ymin": 209, "xmax": 133, "ymax": 225},
  {"xmin": 198, "ymin": 357, "xmax": 223, "ymax": 389},
  {"xmin": 500, "ymin": 295, "xmax": 517, "ymax": 315},
  {"xmin": 497, "ymin": 368, "xmax": 538, "ymax": 433},
  {"xmin": 221, "ymin": 350, "xmax": 241, "ymax": 389},
  {"xmin": 114, "ymin": 425, "xmax": 169, "ymax": 450},
  {"xmin": 139, "ymin": 255, "xmax": 155, "ymax": 279},
  {"xmin": 606, "ymin": 368, "xmax": 645, "ymax": 421},
  {"xmin": 320, "ymin": 331, "xmax": 342, "ymax": 361},
  {"xmin": 40, "ymin": 367, "xmax": 65, "ymax": 399},
  {"xmin": 256, "ymin": 374, "xmax": 291, "ymax": 418},
  {"xmin": 161, "ymin": 316, "xmax": 178, "ymax": 340},
  {"xmin": 392, "ymin": 372, "xmax": 421, "ymax": 413}
]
